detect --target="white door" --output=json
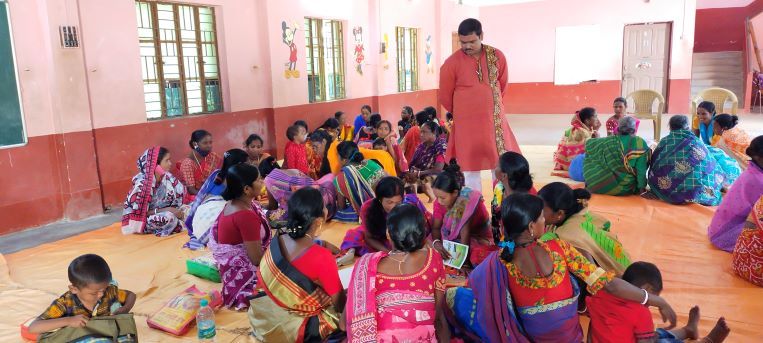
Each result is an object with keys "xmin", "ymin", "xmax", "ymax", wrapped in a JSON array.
[{"xmin": 621, "ymin": 23, "xmax": 671, "ymax": 100}]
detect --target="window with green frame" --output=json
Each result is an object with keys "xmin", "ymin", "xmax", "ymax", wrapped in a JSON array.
[
  {"xmin": 135, "ymin": 1, "xmax": 222, "ymax": 119},
  {"xmin": 396, "ymin": 27, "xmax": 418, "ymax": 92},
  {"xmin": 305, "ymin": 17, "xmax": 345, "ymax": 103}
]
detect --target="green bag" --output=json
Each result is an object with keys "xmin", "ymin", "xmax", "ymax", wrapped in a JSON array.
[
  {"xmin": 37, "ymin": 314, "xmax": 138, "ymax": 343},
  {"xmin": 186, "ymin": 254, "xmax": 221, "ymax": 283}
]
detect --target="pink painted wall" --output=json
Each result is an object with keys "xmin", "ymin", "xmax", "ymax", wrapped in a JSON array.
[
  {"xmin": 478, "ymin": 0, "xmax": 696, "ymax": 84},
  {"xmin": 438, "ymin": 1, "xmax": 479, "ymax": 66}
]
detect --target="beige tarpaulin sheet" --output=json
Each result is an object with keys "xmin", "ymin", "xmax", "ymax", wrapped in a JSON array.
[{"xmin": 1, "ymin": 146, "xmax": 761, "ymax": 342}]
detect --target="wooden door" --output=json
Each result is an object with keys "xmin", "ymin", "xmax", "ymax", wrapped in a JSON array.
[
  {"xmin": 621, "ymin": 23, "xmax": 671, "ymax": 99},
  {"xmin": 452, "ymin": 32, "xmax": 460, "ymax": 53}
]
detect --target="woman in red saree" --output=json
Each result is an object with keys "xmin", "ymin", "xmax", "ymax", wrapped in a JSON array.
[
  {"xmin": 552, "ymin": 108, "xmax": 600, "ymax": 178},
  {"xmin": 346, "ymin": 204, "xmax": 450, "ymax": 342},
  {"xmin": 178, "ymin": 130, "xmax": 222, "ymax": 201}
]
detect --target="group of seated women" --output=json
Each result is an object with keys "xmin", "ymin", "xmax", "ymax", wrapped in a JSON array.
[
  {"xmin": 116, "ymin": 101, "xmax": 752, "ymax": 342},
  {"xmin": 554, "ymin": 100, "xmax": 756, "ymax": 208}
]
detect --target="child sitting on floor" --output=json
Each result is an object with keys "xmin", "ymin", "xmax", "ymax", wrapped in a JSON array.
[
  {"xmin": 283, "ymin": 124, "xmax": 310, "ymax": 175},
  {"xmin": 587, "ymin": 261, "xmax": 730, "ymax": 343},
  {"xmin": 28, "ymin": 254, "xmax": 136, "ymax": 334}
]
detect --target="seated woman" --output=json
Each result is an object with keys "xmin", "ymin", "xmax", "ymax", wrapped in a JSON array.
[
  {"xmin": 177, "ymin": 129, "xmax": 222, "ymax": 200},
  {"xmin": 340, "ymin": 176, "xmax": 432, "ymax": 257},
  {"xmin": 446, "ymin": 193, "xmax": 676, "ymax": 342},
  {"xmin": 552, "ymin": 107, "xmax": 600, "ymax": 177},
  {"xmin": 538, "ymin": 182, "xmax": 631, "ymax": 275},
  {"xmin": 584, "ymin": 116, "xmax": 651, "ymax": 196},
  {"xmin": 248, "ymin": 188, "xmax": 345, "ymax": 342},
  {"xmin": 209, "ymin": 164, "xmax": 271, "ymax": 310},
  {"xmin": 309, "ymin": 130, "xmax": 334, "ymax": 179},
  {"xmin": 375, "ymin": 119, "xmax": 409, "ymax": 174},
  {"xmin": 398, "ymin": 105, "xmax": 414, "ymax": 138},
  {"xmin": 122, "ymin": 147, "xmax": 186, "ymax": 236},
  {"xmin": 713, "ymin": 113, "xmax": 752, "ymax": 169},
  {"xmin": 648, "ymin": 115, "xmax": 741, "ymax": 206},
  {"xmin": 345, "ymin": 204, "xmax": 450, "ymax": 342},
  {"xmin": 430, "ymin": 160, "xmax": 494, "ymax": 267},
  {"xmin": 333, "ymin": 141, "xmax": 388, "ymax": 222},
  {"xmin": 263, "ymin": 157, "xmax": 336, "ymax": 224},
  {"xmin": 491, "ymin": 152, "xmax": 537, "ymax": 242},
  {"xmin": 401, "ymin": 111, "xmax": 429, "ymax": 162},
  {"xmin": 406, "ymin": 121, "xmax": 447, "ymax": 203},
  {"xmin": 694, "ymin": 101, "xmax": 717, "ymax": 145},
  {"xmin": 708, "ymin": 136, "xmax": 763, "ymax": 252},
  {"xmin": 317, "ymin": 117, "xmax": 341, "ymax": 141},
  {"xmin": 327, "ymin": 137, "xmax": 397, "ymax": 177},
  {"xmin": 355, "ymin": 113, "xmax": 381, "ymax": 148},
  {"xmin": 733, "ymin": 194, "xmax": 763, "ymax": 287},
  {"xmin": 185, "ymin": 149, "xmax": 249, "ymax": 250},
  {"xmin": 604, "ymin": 97, "xmax": 641, "ymax": 137},
  {"xmin": 245, "ymin": 134, "xmax": 271, "ymax": 167}
]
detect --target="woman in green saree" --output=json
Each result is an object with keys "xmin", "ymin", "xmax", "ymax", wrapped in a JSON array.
[{"xmin": 584, "ymin": 116, "xmax": 651, "ymax": 196}]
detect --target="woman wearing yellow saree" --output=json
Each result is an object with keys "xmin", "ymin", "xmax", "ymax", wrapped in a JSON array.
[{"xmin": 712, "ymin": 114, "xmax": 752, "ymax": 170}]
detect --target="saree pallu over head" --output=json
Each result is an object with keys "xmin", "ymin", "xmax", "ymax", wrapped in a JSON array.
[
  {"xmin": 441, "ymin": 187, "xmax": 483, "ymax": 241},
  {"xmin": 584, "ymin": 135, "xmax": 651, "ymax": 196},
  {"xmin": 714, "ymin": 126, "xmax": 752, "ymax": 170},
  {"xmin": 265, "ymin": 169, "xmax": 337, "ymax": 221},
  {"xmin": 250, "ymin": 237, "xmax": 340, "ymax": 342},
  {"xmin": 409, "ymin": 138, "xmax": 447, "ymax": 171},
  {"xmin": 334, "ymin": 160, "xmax": 387, "ymax": 214},
  {"xmin": 122, "ymin": 147, "xmax": 185, "ymax": 234},
  {"xmin": 732, "ymin": 195, "xmax": 763, "ymax": 287},
  {"xmin": 208, "ymin": 203, "xmax": 272, "ymax": 310},
  {"xmin": 541, "ymin": 211, "xmax": 631, "ymax": 275},
  {"xmin": 649, "ymin": 130, "xmax": 741, "ymax": 206},
  {"xmin": 553, "ymin": 116, "xmax": 595, "ymax": 172}
]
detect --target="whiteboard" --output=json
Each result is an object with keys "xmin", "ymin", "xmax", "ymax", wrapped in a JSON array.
[{"xmin": 554, "ymin": 25, "xmax": 601, "ymax": 85}]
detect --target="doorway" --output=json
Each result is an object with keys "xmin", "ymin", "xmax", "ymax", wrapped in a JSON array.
[{"xmin": 621, "ymin": 23, "xmax": 672, "ymax": 107}]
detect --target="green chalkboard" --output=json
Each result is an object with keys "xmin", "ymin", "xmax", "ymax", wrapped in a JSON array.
[{"xmin": 0, "ymin": 1, "xmax": 25, "ymax": 147}]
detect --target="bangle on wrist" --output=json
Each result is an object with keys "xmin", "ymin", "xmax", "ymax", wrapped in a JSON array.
[
  {"xmin": 432, "ymin": 239, "xmax": 442, "ymax": 247},
  {"xmin": 640, "ymin": 289, "xmax": 649, "ymax": 305}
]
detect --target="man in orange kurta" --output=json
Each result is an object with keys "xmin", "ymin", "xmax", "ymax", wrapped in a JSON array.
[{"xmin": 439, "ymin": 18, "xmax": 520, "ymax": 192}]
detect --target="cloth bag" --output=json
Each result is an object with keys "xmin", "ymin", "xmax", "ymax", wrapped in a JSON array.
[{"xmin": 37, "ymin": 314, "xmax": 137, "ymax": 343}]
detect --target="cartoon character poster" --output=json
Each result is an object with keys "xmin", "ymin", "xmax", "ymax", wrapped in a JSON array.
[
  {"xmin": 352, "ymin": 26, "xmax": 365, "ymax": 75},
  {"xmin": 282, "ymin": 21, "xmax": 300, "ymax": 79},
  {"xmin": 425, "ymin": 34, "xmax": 433, "ymax": 73},
  {"xmin": 383, "ymin": 33, "xmax": 390, "ymax": 69}
]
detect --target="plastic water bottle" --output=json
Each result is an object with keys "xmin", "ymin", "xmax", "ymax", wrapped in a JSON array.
[{"xmin": 196, "ymin": 299, "xmax": 216, "ymax": 342}]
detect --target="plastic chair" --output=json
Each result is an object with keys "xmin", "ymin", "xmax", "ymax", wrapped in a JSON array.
[
  {"xmin": 626, "ymin": 89, "xmax": 665, "ymax": 141},
  {"xmin": 691, "ymin": 88, "xmax": 738, "ymax": 129}
]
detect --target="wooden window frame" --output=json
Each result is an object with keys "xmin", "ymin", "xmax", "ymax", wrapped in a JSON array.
[
  {"xmin": 396, "ymin": 26, "xmax": 418, "ymax": 93},
  {"xmin": 305, "ymin": 17, "xmax": 345, "ymax": 103},
  {"xmin": 136, "ymin": 1, "xmax": 223, "ymax": 120}
]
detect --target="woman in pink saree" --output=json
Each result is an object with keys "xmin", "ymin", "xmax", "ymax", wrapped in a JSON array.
[{"xmin": 346, "ymin": 204, "xmax": 450, "ymax": 342}]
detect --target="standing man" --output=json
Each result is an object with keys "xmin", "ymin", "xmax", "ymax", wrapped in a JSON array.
[{"xmin": 439, "ymin": 18, "xmax": 520, "ymax": 192}]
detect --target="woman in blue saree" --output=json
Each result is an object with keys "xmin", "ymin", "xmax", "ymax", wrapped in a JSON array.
[
  {"xmin": 648, "ymin": 115, "xmax": 740, "ymax": 206},
  {"xmin": 184, "ymin": 149, "xmax": 249, "ymax": 249},
  {"xmin": 446, "ymin": 193, "xmax": 676, "ymax": 342}
]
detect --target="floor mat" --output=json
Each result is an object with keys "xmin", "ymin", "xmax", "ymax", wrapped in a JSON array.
[{"xmin": 1, "ymin": 147, "xmax": 761, "ymax": 342}]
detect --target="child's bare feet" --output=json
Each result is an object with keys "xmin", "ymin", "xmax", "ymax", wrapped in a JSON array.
[
  {"xmin": 684, "ymin": 305, "xmax": 700, "ymax": 340},
  {"xmin": 700, "ymin": 317, "xmax": 731, "ymax": 343}
]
